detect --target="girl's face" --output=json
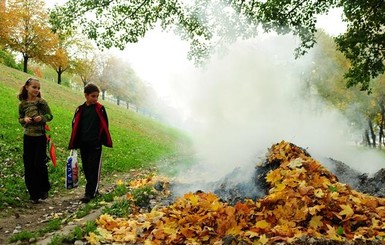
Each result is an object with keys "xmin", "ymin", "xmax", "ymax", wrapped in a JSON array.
[
  {"xmin": 26, "ymin": 80, "xmax": 40, "ymax": 99},
  {"xmin": 85, "ymin": 91, "xmax": 99, "ymax": 105}
]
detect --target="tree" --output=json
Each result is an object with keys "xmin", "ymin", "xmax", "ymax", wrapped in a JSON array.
[
  {"xmin": 1, "ymin": 0, "xmax": 59, "ymax": 72},
  {"xmin": 310, "ymin": 31, "xmax": 385, "ymax": 148},
  {"xmin": 0, "ymin": 0, "xmax": 13, "ymax": 44},
  {"xmin": 95, "ymin": 55, "xmax": 147, "ymax": 109},
  {"xmin": 45, "ymin": 46, "xmax": 69, "ymax": 84},
  {"xmin": 93, "ymin": 53, "xmax": 112, "ymax": 100},
  {"xmin": 45, "ymin": 30, "xmax": 94, "ymax": 84},
  {"xmin": 72, "ymin": 56, "xmax": 96, "ymax": 87},
  {"xmin": 51, "ymin": 0, "xmax": 385, "ymax": 92}
]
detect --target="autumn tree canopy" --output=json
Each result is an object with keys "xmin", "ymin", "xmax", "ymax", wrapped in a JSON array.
[
  {"xmin": 50, "ymin": 0, "xmax": 385, "ymax": 92},
  {"xmin": 95, "ymin": 55, "xmax": 148, "ymax": 109},
  {"xmin": 1, "ymin": 0, "xmax": 59, "ymax": 72},
  {"xmin": 45, "ymin": 29, "xmax": 95, "ymax": 84}
]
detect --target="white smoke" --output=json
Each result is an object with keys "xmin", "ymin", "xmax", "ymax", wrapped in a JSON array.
[
  {"xmin": 122, "ymin": 28, "xmax": 385, "ymax": 195},
  {"xmin": 155, "ymin": 34, "xmax": 385, "ymax": 192}
]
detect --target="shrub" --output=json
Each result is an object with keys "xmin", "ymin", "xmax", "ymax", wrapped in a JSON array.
[{"xmin": 0, "ymin": 49, "xmax": 22, "ymax": 70}]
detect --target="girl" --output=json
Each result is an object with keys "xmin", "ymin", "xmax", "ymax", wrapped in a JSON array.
[{"xmin": 18, "ymin": 78, "xmax": 53, "ymax": 204}]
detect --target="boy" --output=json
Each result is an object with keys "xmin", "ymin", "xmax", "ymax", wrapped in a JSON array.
[{"xmin": 68, "ymin": 83, "xmax": 112, "ymax": 203}]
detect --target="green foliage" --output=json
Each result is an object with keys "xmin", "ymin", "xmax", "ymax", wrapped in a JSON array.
[
  {"xmin": 103, "ymin": 199, "xmax": 132, "ymax": 217},
  {"xmin": 83, "ymin": 220, "xmax": 98, "ymax": 234},
  {"xmin": 8, "ymin": 230, "xmax": 36, "ymax": 243},
  {"xmin": 8, "ymin": 213, "xmax": 95, "ymax": 244},
  {"xmin": 8, "ymin": 219, "xmax": 62, "ymax": 243},
  {"xmin": 328, "ymin": 185, "xmax": 338, "ymax": 193},
  {"xmin": 75, "ymin": 202, "xmax": 102, "ymax": 219},
  {"xmin": 51, "ymin": 0, "xmax": 385, "ymax": 91},
  {"xmin": 110, "ymin": 184, "xmax": 130, "ymax": 198},
  {"xmin": 47, "ymin": 235, "xmax": 66, "ymax": 245},
  {"xmin": 39, "ymin": 219, "xmax": 62, "ymax": 235},
  {"xmin": 335, "ymin": 1, "xmax": 385, "ymax": 92},
  {"xmin": 46, "ymin": 222, "xmax": 97, "ymax": 245},
  {"xmin": 132, "ymin": 185, "xmax": 156, "ymax": 208},
  {"xmin": 254, "ymin": 0, "xmax": 336, "ymax": 56},
  {"xmin": 50, "ymin": 0, "xmax": 188, "ymax": 50},
  {"xmin": 48, "ymin": 221, "xmax": 97, "ymax": 245},
  {"xmin": 0, "ymin": 49, "xmax": 22, "ymax": 70},
  {"xmin": 71, "ymin": 226, "xmax": 85, "ymax": 240},
  {"xmin": 337, "ymin": 226, "xmax": 344, "ymax": 236},
  {"xmin": 0, "ymin": 84, "xmax": 30, "ymax": 208},
  {"xmin": 103, "ymin": 184, "xmax": 159, "ymax": 217}
]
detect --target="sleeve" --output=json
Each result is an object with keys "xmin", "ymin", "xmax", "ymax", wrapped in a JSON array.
[
  {"xmin": 18, "ymin": 102, "xmax": 26, "ymax": 126},
  {"xmin": 40, "ymin": 100, "xmax": 53, "ymax": 123},
  {"xmin": 101, "ymin": 106, "xmax": 109, "ymax": 128},
  {"xmin": 72, "ymin": 107, "xmax": 80, "ymax": 127}
]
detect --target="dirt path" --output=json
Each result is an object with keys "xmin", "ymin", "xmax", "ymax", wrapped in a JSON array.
[
  {"xmin": 37, "ymin": 205, "xmax": 105, "ymax": 245},
  {"xmin": 0, "ymin": 185, "xmax": 87, "ymax": 244},
  {"xmin": 0, "ymin": 169, "xmax": 150, "ymax": 244}
]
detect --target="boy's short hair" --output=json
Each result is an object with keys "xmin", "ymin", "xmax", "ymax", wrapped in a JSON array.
[{"xmin": 84, "ymin": 83, "xmax": 100, "ymax": 94}]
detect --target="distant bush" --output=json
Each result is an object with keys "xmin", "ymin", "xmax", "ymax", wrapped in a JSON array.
[{"xmin": 0, "ymin": 49, "xmax": 22, "ymax": 70}]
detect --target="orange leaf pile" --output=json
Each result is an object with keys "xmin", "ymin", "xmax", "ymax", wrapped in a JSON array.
[{"xmin": 87, "ymin": 140, "xmax": 385, "ymax": 244}]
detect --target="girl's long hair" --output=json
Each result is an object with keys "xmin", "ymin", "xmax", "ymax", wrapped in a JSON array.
[{"xmin": 17, "ymin": 78, "xmax": 41, "ymax": 101}]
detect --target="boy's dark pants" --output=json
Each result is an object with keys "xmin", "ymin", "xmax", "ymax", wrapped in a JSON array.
[
  {"xmin": 23, "ymin": 135, "xmax": 51, "ymax": 200},
  {"xmin": 80, "ymin": 146, "xmax": 102, "ymax": 198}
]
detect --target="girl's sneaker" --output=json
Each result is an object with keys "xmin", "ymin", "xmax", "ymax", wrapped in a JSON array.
[
  {"xmin": 30, "ymin": 199, "xmax": 40, "ymax": 204},
  {"xmin": 40, "ymin": 192, "xmax": 48, "ymax": 200}
]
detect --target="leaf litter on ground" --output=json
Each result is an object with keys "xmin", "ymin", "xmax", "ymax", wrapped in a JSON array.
[{"xmin": 86, "ymin": 141, "xmax": 385, "ymax": 245}]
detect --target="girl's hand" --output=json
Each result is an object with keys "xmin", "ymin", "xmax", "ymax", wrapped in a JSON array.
[
  {"xmin": 24, "ymin": 117, "xmax": 33, "ymax": 123},
  {"xmin": 33, "ymin": 115, "xmax": 42, "ymax": 122}
]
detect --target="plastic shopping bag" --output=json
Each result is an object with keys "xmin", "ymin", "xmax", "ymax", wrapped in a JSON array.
[{"xmin": 65, "ymin": 150, "xmax": 79, "ymax": 189}]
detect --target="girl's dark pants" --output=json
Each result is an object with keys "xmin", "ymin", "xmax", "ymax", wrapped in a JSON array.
[
  {"xmin": 23, "ymin": 135, "xmax": 51, "ymax": 200},
  {"xmin": 80, "ymin": 145, "xmax": 102, "ymax": 198}
]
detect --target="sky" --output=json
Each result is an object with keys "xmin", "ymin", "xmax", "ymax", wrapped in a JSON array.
[
  {"xmin": 116, "ymin": 8, "xmax": 347, "ymax": 101},
  {"xmin": 42, "ymin": 1, "xmax": 385, "ymax": 193}
]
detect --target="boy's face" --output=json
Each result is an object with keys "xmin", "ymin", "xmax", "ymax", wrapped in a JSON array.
[{"xmin": 85, "ymin": 91, "xmax": 99, "ymax": 105}]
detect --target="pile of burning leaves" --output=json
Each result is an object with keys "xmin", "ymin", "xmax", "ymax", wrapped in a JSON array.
[{"xmin": 86, "ymin": 141, "xmax": 385, "ymax": 244}]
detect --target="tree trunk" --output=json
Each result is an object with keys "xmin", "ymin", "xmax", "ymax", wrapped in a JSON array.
[
  {"xmin": 364, "ymin": 130, "xmax": 371, "ymax": 147},
  {"xmin": 102, "ymin": 90, "xmax": 106, "ymax": 100},
  {"xmin": 57, "ymin": 67, "xmax": 62, "ymax": 85},
  {"xmin": 81, "ymin": 77, "xmax": 88, "ymax": 87},
  {"xmin": 369, "ymin": 120, "xmax": 376, "ymax": 148},
  {"xmin": 379, "ymin": 102, "xmax": 385, "ymax": 149},
  {"xmin": 23, "ymin": 55, "xmax": 28, "ymax": 73}
]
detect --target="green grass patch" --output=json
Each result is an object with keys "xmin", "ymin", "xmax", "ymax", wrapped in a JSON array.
[
  {"xmin": 46, "ymin": 221, "xmax": 97, "ymax": 245},
  {"xmin": 103, "ymin": 199, "xmax": 132, "ymax": 217},
  {"xmin": 8, "ymin": 218, "xmax": 62, "ymax": 243}
]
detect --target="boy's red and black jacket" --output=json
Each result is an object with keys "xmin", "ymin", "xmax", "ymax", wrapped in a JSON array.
[{"xmin": 68, "ymin": 102, "xmax": 112, "ymax": 149}]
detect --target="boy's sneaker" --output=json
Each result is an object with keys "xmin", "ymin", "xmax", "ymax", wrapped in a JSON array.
[{"xmin": 80, "ymin": 195, "xmax": 92, "ymax": 203}]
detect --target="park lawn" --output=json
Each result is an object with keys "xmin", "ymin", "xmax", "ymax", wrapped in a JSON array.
[{"xmin": 0, "ymin": 64, "xmax": 192, "ymax": 210}]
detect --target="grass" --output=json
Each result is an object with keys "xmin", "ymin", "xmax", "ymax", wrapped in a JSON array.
[
  {"xmin": 8, "ymin": 218, "xmax": 62, "ymax": 243},
  {"xmin": 0, "ymin": 63, "xmax": 193, "ymax": 210}
]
